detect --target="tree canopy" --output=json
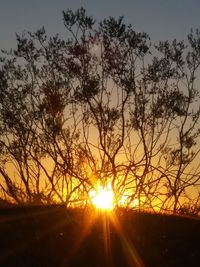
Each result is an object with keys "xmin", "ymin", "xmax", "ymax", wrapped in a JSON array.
[{"xmin": 0, "ymin": 8, "xmax": 200, "ymax": 214}]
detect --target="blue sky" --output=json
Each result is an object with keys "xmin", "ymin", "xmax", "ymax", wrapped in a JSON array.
[{"xmin": 0, "ymin": 0, "xmax": 200, "ymax": 49}]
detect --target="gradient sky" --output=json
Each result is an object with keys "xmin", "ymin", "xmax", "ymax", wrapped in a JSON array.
[{"xmin": 0, "ymin": 0, "xmax": 200, "ymax": 50}]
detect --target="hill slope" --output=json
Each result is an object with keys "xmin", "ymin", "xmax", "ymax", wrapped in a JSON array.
[{"xmin": 0, "ymin": 206, "xmax": 199, "ymax": 267}]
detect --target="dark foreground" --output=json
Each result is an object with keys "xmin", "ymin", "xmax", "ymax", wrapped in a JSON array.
[{"xmin": 0, "ymin": 206, "xmax": 199, "ymax": 267}]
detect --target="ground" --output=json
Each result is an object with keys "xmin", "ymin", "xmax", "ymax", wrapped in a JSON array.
[{"xmin": 0, "ymin": 206, "xmax": 199, "ymax": 267}]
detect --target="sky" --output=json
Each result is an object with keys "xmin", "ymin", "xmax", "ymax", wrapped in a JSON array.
[{"xmin": 0, "ymin": 0, "xmax": 200, "ymax": 50}]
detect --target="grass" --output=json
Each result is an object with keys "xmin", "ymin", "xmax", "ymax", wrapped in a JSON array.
[{"xmin": 0, "ymin": 205, "xmax": 199, "ymax": 267}]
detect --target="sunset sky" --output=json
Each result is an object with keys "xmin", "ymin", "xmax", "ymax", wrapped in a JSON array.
[{"xmin": 1, "ymin": 0, "xmax": 200, "ymax": 50}]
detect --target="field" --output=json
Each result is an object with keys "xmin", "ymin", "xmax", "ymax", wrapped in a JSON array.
[{"xmin": 0, "ymin": 206, "xmax": 199, "ymax": 267}]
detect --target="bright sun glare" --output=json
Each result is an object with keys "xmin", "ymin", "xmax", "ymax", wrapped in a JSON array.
[{"xmin": 89, "ymin": 185, "xmax": 114, "ymax": 210}]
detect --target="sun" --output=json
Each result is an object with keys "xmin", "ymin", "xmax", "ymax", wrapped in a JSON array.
[{"xmin": 89, "ymin": 185, "xmax": 114, "ymax": 210}]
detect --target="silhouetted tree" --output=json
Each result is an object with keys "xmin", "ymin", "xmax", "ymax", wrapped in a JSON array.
[{"xmin": 0, "ymin": 8, "xmax": 200, "ymax": 213}]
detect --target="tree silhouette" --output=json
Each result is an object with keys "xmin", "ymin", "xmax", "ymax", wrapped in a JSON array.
[{"xmin": 0, "ymin": 8, "xmax": 200, "ymax": 213}]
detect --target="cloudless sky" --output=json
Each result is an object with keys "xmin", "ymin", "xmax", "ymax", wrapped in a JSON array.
[{"xmin": 0, "ymin": 0, "xmax": 200, "ymax": 50}]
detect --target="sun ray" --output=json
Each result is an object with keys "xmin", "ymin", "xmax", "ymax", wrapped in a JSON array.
[{"xmin": 110, "ymin": 212, "xmax": 145, "ymax": 267}]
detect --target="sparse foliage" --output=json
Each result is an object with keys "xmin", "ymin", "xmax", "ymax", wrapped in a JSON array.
[{"xmin": 0, "ymin": 8, "xmax": 200, "ymax": 213}]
